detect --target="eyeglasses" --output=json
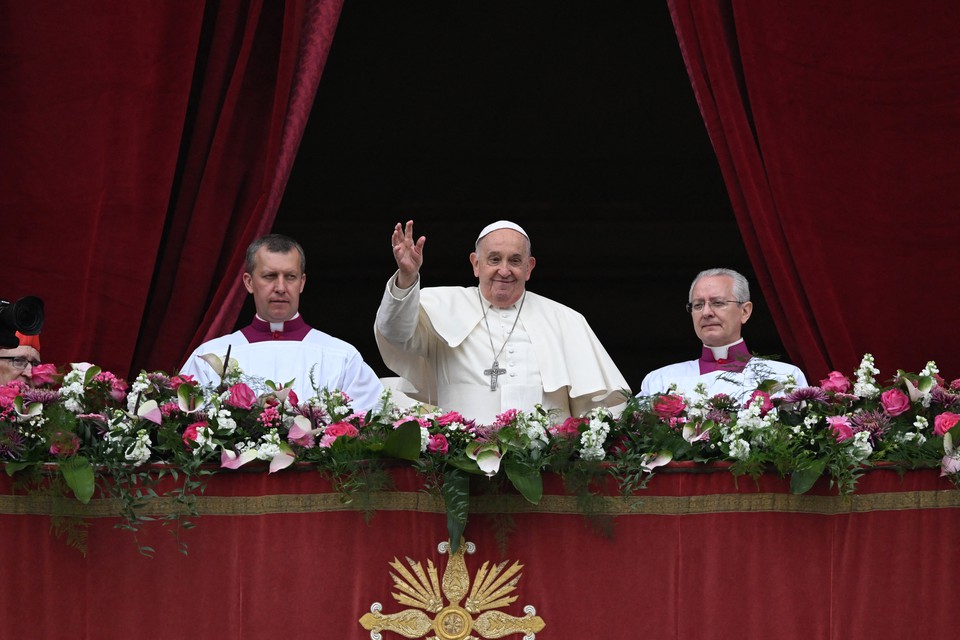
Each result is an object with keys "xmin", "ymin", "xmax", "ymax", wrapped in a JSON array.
[
  {"xmin": 686, "ymin": 299, "xmax": 743, "ymax": 313},
  {"xmin": 0, "ymin": 356, "xmax": 41, "ymax": 370}
]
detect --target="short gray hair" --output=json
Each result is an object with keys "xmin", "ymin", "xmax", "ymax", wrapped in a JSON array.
[
  {"xmin": 689, "ymin": 268, "xmax": 750, "ymax": 302},
  {"xmin": 245, "ymin": 234, "xmax": 306, "ymax": 274}
]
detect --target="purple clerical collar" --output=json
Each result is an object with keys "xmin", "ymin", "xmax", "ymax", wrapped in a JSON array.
[
  {"xmin": 698, "ymin": 340, "xmax": 752, "ymax": 374},
  {"xmin": 240, "ymin": 315, "xmax": 312, "ymax": 343}
]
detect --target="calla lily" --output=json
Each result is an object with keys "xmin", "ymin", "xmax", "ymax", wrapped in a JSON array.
[
  {"xmin": 13, "ymin": 396, "xmax": 42, "ymax": 419},
  {"xmin": 902, "ymin": 377, "xmax": 934, "ymax": 403},
  {"xmin": 640, "ymin": 450, "xmax": 673, "ymax": 472},
  {"xmin": 466, "ymin": 441, "xmax": 503, "ymax": 477},
  {"xmin": 199, "ymin": 353, "xmax": 239, "ymax": 378},
  {"xmin": 682, "ymin": 424, "xmax": 711, "ymax": 443},
  {"xmin": 80, "ymin": 364, "xmax": 101, "ymax": 386},
  {"xmin": 288, "ymin": 415, "xmax": 321, "ymax": 440},
  {"xmin": 177, "ymin": 383, "xmax": 201, "ymax": 414},
  {"xmin": 269, "ymin": 451, "xmax": 296, "ymax": 473},
  {"xmin": 220, "ymin": 448, "xmax": 258, "ymax": 470},
  {"xmin": 939, "ymin": 433, "xmax": 959, "ymax": 477},
  {"xmin": 137, "ymin": 399, "xmax": 163, "ymax": 425},
  {"xmin": 265, "ymin": 379, "xmax": 296, "ymax": 404}
]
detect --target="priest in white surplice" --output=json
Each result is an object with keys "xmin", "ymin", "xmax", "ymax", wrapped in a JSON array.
[
  {"xmin": 639, "ymin": 268, "xmax": 807, "ymax": 401},
  {"xmin": 375, "ymin": 220, "xmax": 630, "ymax": 424},
  {"xmin": 180, "ymin": 234, "xmax": 384, "ymax": 411}
]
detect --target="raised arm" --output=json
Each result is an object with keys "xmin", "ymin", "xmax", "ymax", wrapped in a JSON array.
[{"xmin": 391, "ymin": 220, "xmax": 426, "ymax": 289}]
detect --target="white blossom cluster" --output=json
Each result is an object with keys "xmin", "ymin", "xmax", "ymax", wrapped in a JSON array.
[
  {"xmin": 892, "ymin": 415, "xmax": 929, "ymax": 446},
  {"xmin": 849, "ymin": 430, "xmax": 873, "ymax": 462},
  {"xmin": 59, "ymin": 366, "xmax": 89, "ymax": 413},
  {"xmin": 124, "ymin": 429, "xmax": 151, "ymax": 466},
  {"xmin": 516, "ymin": 413, "xmax": 549, "ymax": 452},
  {"xmin": 256, "ymin": 429, "xmax": 283, "ymax": 461},
  {"xmin": 737, "ymin": 395, "xmax": 778, "ymax": 448},
  {"xmin": 191, "ymin": 424, "xmax": 216, "ymax": 456},
  {"xmin": 853, "ymin": 353, "xmax": 881, "ymax": 398},
  {"xmin": 579, "ymin": 409, "xmax": 611, "ymax": 462},
  {"xmin": 681, "ymin": 383, "xmax": 711, "ymax": 421},
  {"xmin": 126, "ymin": 371, "xmax": 151, "ymax": 414}
]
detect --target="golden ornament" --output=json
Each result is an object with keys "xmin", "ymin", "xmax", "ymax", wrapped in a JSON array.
[{"xmin": 359, "ymin": 539, "xmax": 545, "ymax": 639}]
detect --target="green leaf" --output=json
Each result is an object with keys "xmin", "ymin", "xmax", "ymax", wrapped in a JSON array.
[
  {"xmin": 442, "ymin": 468, "xmax": 470, "ymax": 553},
  {"xmin": 790, "ymin": 458, "xmax": 827, "ymax": 495},
  {"xmin": 60, "ymin": 456, "xmax": 96, "ymax": 504},
  {"xmin": 503, "ymin": 458, "xmax": 543, "ymax": 504},
  {"xmin": 5, "ymin": 461, "xmax": 35, "ymax": 476},
  {"xmin": 383, "ymin": 422, "xmax": 422, "ymax": 461},
  {"xmin": 444, "ymin": 456, "xmax": 484, "ymax": 474}
]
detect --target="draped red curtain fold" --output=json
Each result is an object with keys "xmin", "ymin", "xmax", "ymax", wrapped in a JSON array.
[
  {"xmin": 667, "ymin": 0, "xmax": 960, "ymax": 381},
  {"xmin": 0, "ymin": 0, "xmax": 343, "ymax": 378}
]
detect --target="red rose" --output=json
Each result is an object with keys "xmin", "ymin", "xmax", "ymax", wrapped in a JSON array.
[
  {"xmin": 934, "ymin": 412, "xmax": 960, "ymax": 437},
  {"xmin": 653, "ymin": 394, "xmax": 686, "ymax": 419},
  {"xmin": 169, "ymin": 374, "xmax": 196, "ymax": 391},
  {"xmin": 747, "ymin": 390, "xmax": 773, "ymax": 416},
  {"xmin": 182, "ymin": 420, "xmax": 208, "ymax": 447},
  {"xmin": 880, "ymin": 389, "xmax": 911, "ymax": 417},
  {"xmin": 325, "ymin": 422, "xmax": 359, "ymax": 439},
  {"xmin": 549, "ymin": 416, "xmax": 587, "ymax": 437},
  {"xmin": 225, "ymin": 383, "xmax": 257, "ymax": 410},
  {"xmin": 49, "ymin": 430, "xmax": 80, "ymax": 457},
  {"xmin": 820, "ymin": 371, "xmax": 852, "ymax": 393}
]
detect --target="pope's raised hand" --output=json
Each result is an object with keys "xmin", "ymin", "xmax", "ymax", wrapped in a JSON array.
[{"xmin": 391, "ymin": 220, "xmax": 426, "ymax": 289}]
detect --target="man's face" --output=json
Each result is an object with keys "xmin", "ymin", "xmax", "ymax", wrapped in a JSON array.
[
  {"xmin": 690, "ymin": 275, "xmax": 753, "ymax": 347},
  {"xmin": 470, "ymin": 229, "xmax": 535, "ymax": 307},
  {"xmin": 242, "ymin": 248, "xmax": 305, "ymax": 323},
  {"xmin": 0, "ymin": 345, "xmax": 41, "ymax": 385}
]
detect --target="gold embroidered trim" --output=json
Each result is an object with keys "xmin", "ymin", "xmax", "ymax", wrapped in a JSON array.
[{"xmin": 3, "ymin": 488, "xmax": 960, "ymax": 518}]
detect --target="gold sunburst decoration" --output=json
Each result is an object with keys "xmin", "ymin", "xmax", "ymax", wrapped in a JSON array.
[{"xmin": 359, "ymin": 539, "xmax": 545, "ymax": 640}]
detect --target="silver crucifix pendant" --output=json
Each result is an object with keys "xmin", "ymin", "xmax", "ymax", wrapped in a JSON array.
[{"xmin": 484, "ymin": 360, "xmax": 506, "ymax": 391}]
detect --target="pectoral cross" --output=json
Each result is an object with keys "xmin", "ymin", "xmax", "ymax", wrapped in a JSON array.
[{"xmin": 484, "ymin": 360, "xmax": 506, "ymax": 391}]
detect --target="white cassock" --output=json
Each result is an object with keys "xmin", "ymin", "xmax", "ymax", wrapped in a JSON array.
[
  {"xmin": 374, "ymin": 274, "xmax": 630, "ymax": 424},
  {"xmin": 180, "ymin": 322, "xmax": 384, "ymax": 412},
  {"xmin": 639, "ymin": 357, "xmax": 808, "ymax": 402}
]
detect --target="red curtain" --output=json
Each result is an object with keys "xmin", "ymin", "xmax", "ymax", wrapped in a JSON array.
[
  {"xmin": 668, "ymin": 0, "xmax": 960, "ymax": 382},
  {"xmin": 0, "ymin": 0, "xmax": 343, "ymax": 378},
  {"xmin": 3, "ymin": 467, "xmax": 958, "ymax": 638}
]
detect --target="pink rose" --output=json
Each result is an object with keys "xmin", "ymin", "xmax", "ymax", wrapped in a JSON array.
[
  {"xmin": 827, "ymin": 415, "xmax": 854, "ymax": 442},
  {"xmin": 820, "ymin": 371, "xmax": 852, "ymax": 393},
  {"xmin": 880, "ymin": 388, "xmax": 911, "ymax": 417},
  {"xmin": 653, "ymin": 394, "xmax": 686, "ymax": 419},
  {"xmin": 747, "ymin": 390, "xmax": 773, "ymax": 416},
  {"xmin": 436, "ymin": 411, "xmax": 465, "ymax": 426},
  {"xmin": 427, "ymin": 433, "xmax": 449, "ymax": 455},
  {"xmin": 934, "ymin": 412, "xmax": 960, "ymax": 437},
  {"xmin": 950, "ymin": 378, "xmax": 960, "ymax": 391},
  {"xmin": 29, "ymin": 363, "xmax": 60, "ymax": 387},
  {"xmin": 225, "ymin": 383, "xmax": 257, "ymax": 410},
  {"xmin": 182, "ymin": 420, "xmax": 208, "ymax": 447}
]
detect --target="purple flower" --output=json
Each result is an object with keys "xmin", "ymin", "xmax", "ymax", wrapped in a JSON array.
[
  {"xmin": 849, "ymin": 410, "xmax": 891, "ymax": 442},
  {"xmin": 783, "ymin": 387, "xmax": 829, "ymax": 404}
]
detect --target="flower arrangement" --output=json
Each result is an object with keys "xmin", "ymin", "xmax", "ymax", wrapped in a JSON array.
[{"xmin": 3, "ymin": 353, "xmax": 960, "ymax": 554}]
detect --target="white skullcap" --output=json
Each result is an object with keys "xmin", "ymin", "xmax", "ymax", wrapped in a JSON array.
[{"xmin": 475, "ymin": 220, "xmax": 529, "ymax": 244}]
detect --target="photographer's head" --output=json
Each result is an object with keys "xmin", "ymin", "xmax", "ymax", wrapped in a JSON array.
[{"xmin": 0, "ymin": 332, "xmax": 41, "ymax": 385}]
